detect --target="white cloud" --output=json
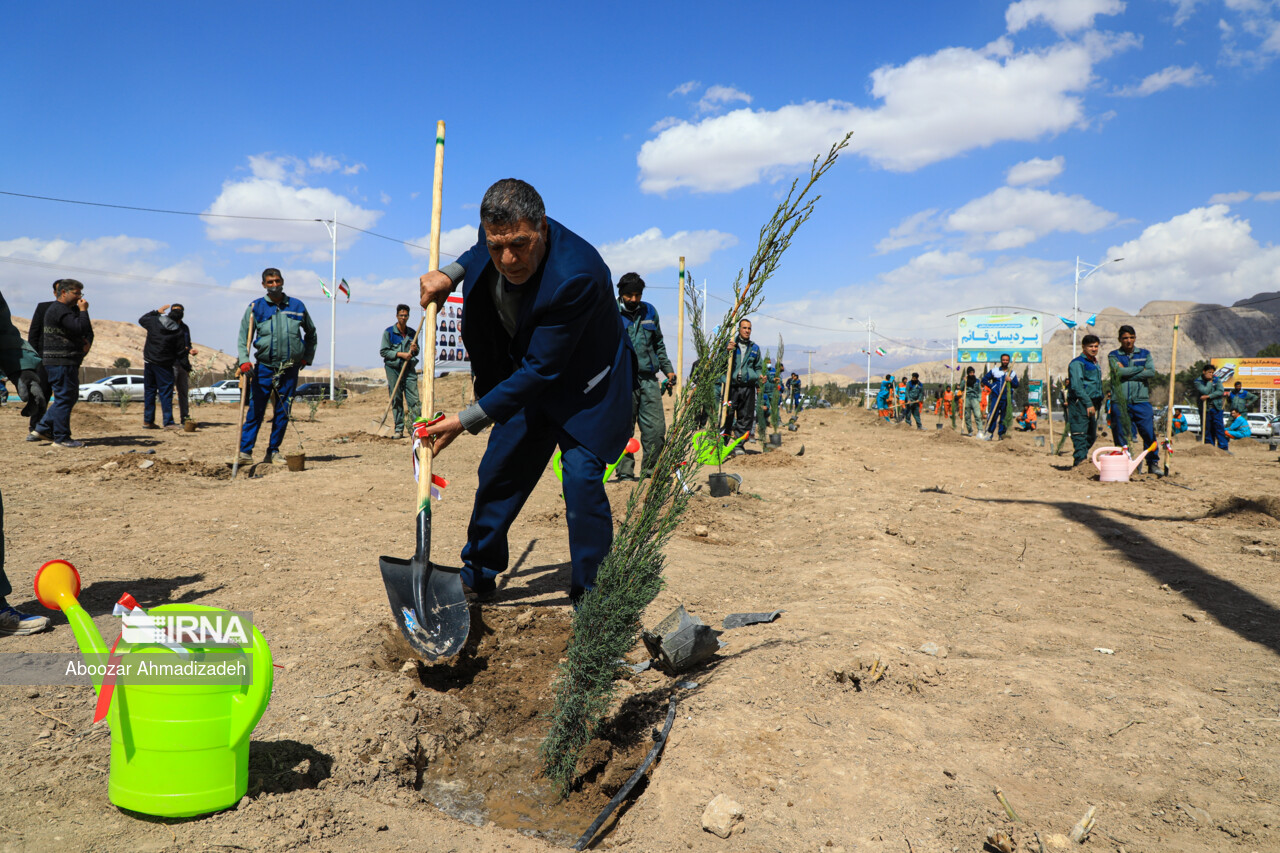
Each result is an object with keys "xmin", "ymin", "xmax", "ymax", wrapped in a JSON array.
[
  {"xmin": 1114, "ymin": 63, "xmax": 1211, "ymax": 95},
  {"xmin": 697, "ymin": 85, "xmax": 752, "ymax": 114},
  {"xmin": 380, "ymin": 191, "xmax": 391, "ymax": 205},
  {"xmin": 597, "ymin": 228, "xmax": 738, "ymax": 277},
  {"xmin": 875, "ymin": 209, "xmax": 943, "ymax": 254},
  {"xmin": 649, "ymin": 116, "xmax": 681, "ymax": 133},
  {"xmin": 1209, "ymin": 190, "xmax": 1252, "ymax": 203},
  {"xmin": 1006, "ymin": 0, "xmax": 1126, "ymax": 35},
  {"xmin": 880, "ymin": 250, "xmax": 985, "ymax": 286},
  {"xmin": 406, "ymin": 224, "xmax": 478, "ymax": 261},
  {"xmin": 1165, "ymin": 0, "xmax": 1203, "ymax": 26},
  {"xmin": 947, "ymin": 186, "xmax": 1118, "ymax": 249},
  {"xmin": 1096, "ymin": 204, "xmax": 1280, "ymax": 303},
  {"xmin": 245, "ymin": 152, "xmax": 366, "ymax": 184},
  {"xmin": 1219, "ymin": 0, "xmax": 1280, "ymax": 66},
  {"xmin": 638, "ymin": 37, "xmax": 1133, "ymax": 192},
  {"xmin": 203, "ymin": 155, "xmax": 383, "ymax": 255},
  {"xmin": 669, "ymin": 80, "xmax": 701, "ymax": 97},
  {"xmin": 1006, "ymin": 155, "xmax": 1065, "ymax": 186},
  {"xmin": 1256, "ymin": 190, "xmax": 1280, "ymax": 201}
]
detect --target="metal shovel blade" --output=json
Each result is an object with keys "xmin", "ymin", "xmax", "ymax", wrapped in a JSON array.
[{"xmin": 378, "ymin": 552, "xmax": 469, "ymax": 661}]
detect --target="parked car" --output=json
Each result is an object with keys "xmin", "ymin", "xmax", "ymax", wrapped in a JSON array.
[
  {"xmin": 78, "ymin": 374, "xmax": 145, "ymax": 402},
  {"xmin": 190, "ymin": 378, "xmax": 243, "ymax": 403},
  {"xmin": 294, "ymin": 382, "xmax": 348, "ymax": 402},
  {"xmin": 1245, "ymin": 413, "xmax": 1274, "ymax": 438},
  {"xmin": 1171, "ymin": 404, "xmax": 1201, "ymax": 435}
]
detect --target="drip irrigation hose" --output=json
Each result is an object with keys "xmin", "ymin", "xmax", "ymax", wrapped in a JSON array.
[{"xmin": 571, "ymin": 695, "xmax": 679, "ymax": 851}]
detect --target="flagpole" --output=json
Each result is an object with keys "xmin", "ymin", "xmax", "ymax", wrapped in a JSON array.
[
  {"xmin": 865, "ymin": 315, "xmax": 872, "ymax": 408},
  {"xmin": 676, "ymin": 256, "xmax": 685, "ymax": 387},
  {"xmin": 330, "ymin": 209, "xmax": 338, "ymax": 399}
]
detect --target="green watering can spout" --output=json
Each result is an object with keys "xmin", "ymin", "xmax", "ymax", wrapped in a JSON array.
[{"xmin": 34, "ymin": 560, "xmax": 109, "ymax": 692}]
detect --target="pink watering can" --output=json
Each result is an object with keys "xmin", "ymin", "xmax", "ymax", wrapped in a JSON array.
[{"xmin": 1091, "ymin": 442, "xmax": 1157, "ymax": 482}]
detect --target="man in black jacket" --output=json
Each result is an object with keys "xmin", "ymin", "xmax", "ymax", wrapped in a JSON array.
[
  {"xmin": 138, "ymin": 304, "xmax": 188, "ymax": 429},
  {"xmin": 31, "ymin": 279, "xmax": 92, "ymax": 448}
]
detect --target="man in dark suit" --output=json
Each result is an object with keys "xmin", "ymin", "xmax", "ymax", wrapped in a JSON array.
[{"xmin": 418, "ymin": 179, "xmax": 633, "ymax": 604}]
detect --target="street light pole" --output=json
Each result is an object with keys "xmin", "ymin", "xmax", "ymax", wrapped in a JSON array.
[{"xmin": 1073, "ymin": 256, "xmax": 1124, "ymax": 350}]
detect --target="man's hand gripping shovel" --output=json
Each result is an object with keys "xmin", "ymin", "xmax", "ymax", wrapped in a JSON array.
[{"xmin": 377, "ymin": 408, "xmax": 469, "ymax": 661}]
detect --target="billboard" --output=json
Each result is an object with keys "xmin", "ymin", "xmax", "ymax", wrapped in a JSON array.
[
  {"xmin": 433, "ymin": 294, "xmax": 469, "ymax": 373},
  {"xmin": 1210, "ymin": 357, "xmax": 1280, "ymax": 389},
  {"xmin": 958, "ymin": 314, "xmax": 1043, "ymax": 364}
]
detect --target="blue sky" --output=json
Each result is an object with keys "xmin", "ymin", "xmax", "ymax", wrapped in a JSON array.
[{"xmin": 2, "ymin": 0, "xmax": 1278, "ymax": 374}]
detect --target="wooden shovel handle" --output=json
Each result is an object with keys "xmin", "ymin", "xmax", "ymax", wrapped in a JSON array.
[{"xmin": 418, "ymin": 121, "xmax": 445, "ymax": 509}]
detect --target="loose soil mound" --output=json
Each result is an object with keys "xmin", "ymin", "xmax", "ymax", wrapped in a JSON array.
[
  {"xmin": 1208, "ymin": 495, "xmax": 1280, "ymax": 525},
  {"xmin": 369, "ymin": 608, "xmax": 668, "ymax": 844},
  {"xmin": 1178, "ymin": 444, "xmax": 1231, "ymax": 457},
  {"xmin": 334, "ymin": 431, "xmax": 403, "ymax": 444},
  {"xmin": 930, "ymin": 429, "xmax": 970, "ymax": 444},
  {"xmin": 58, "ymin": 458, "xmax": 233, "ymax": 479},
  {"xmin": 730, "ymin": 449, "xmax": 800, "ymax": 468},
  {"xmin": 70, "ymin": 409, "xmax": 122, "ymax": 432}
]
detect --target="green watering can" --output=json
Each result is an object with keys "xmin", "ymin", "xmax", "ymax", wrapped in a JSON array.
[{"xmin": 35, "ymin": 560, "xmax": 274, "ymax": 818}]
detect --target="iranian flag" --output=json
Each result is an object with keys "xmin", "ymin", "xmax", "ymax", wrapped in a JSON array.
[
  {"xmin": 875, "ymin": 347, "xmax": 887, "ymax": 357},
  {"xmin": 319, "ymin": 278, "xmax": 333, "ymax": 299},
  {"xmin": 338, "ymin": 278, "xmax": 350, "ymax": 302}
]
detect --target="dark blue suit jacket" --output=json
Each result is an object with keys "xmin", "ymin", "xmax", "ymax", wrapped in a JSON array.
[{"xmin": 458, "ymin": 217, "xmax": 635, "ymax": 462}]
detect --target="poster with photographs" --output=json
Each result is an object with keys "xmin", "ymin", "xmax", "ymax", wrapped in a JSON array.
[{"xmin": 435, "ymin": 294, "xmax": 469, "ymax": 372}]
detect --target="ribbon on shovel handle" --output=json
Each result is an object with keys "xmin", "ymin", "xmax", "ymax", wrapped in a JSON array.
[{"xmin": 411, "ymin": 413, "xmax": 449, "ymax": 500}]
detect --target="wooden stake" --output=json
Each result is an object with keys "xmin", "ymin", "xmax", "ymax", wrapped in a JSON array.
[
  {"xmin": 230, "ymin": 314, "xmax": 255, "ymax": 480},
  {"xmin": 1045, "ymin": 365, "xmax": 1054, "ymax": 453},
  {"xmin": 422, "ymin": 120, "xmax": 445, "ymax": 490},
  {"xmin": 1164, "ymin": 314, "xmax": 1180, "ymax": 475},
  {"xmin": 676, "ymin": 256, "xmax": 685, "ymax": 390}
]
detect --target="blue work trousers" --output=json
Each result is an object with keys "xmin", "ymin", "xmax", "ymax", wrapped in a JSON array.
[
  {"xmin": 461, "ymin": 407, "xmax": 610, "ymax": 602},
  {"xmin": 1202, "ymin": 409, "xmax": 1228, "ymax": 449},
  {"xmin": 143, "ymin": 362, "xmax": 176, "ymax": 426},
  {"xmin": 1108, "ymin": 400, "xmax": 1158, "ymax": 465},
  {"xmin": 239, "ymin": 363, "xmax": 298, "ymax": 454},
  {"xmin": 35, "ymin": 364, "xmax": 79, "ymax": 442}
]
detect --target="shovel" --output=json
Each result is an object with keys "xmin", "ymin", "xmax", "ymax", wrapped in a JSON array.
[
  {"xmin": 377, "ymin": 120, "xmax": 467, "ymax": 661},
  {"xmin": 378, "ymin": 424, "xmax": 468, "ymax": 660}
]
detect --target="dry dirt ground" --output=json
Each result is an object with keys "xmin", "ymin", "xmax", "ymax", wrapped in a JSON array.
[{"xmin": 2, "ymin": 385, "xmax": 1279, "ymax": 853}]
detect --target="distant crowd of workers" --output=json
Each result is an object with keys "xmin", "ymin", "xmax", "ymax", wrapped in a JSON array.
[{"xmin": 871, "ymin": 324, "xmax": 1263, "ymax": 474}]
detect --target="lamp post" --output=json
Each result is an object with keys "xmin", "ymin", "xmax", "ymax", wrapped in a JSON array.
[
  {"xmin": 1073, "ymin": 256, "xmax": 1123, "ymax": 350},
  {"xmin": 849, "ymin": 316, "xmax": 874, "ymax": 407}
]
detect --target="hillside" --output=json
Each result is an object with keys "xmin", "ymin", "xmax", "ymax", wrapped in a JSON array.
[{"xmin": 10, "ymin": 315, "xmax": 239, "ymax": 375}]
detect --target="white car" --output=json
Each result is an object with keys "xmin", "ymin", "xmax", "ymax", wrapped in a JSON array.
[
  {"xmin": 189, "ymin": 378, "xmax": 242, "ymax": 404},
  {"xmin": 1245, "ymin": 413, "xmax": 1274, "ymax": 438},
  {"xmin": 78, "ymin": 374, "xmax": 145, "ymax": 402}
]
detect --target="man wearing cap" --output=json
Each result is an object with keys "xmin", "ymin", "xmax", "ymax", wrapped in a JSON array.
[
  {"xmin": 614, "ymin": 272, "xmax": 675, "ymax": 481},
  {"xmin": 379, "ymin": 303, "xmax": 421, "ymax": 438},
  {"xmin": 235, "ymin": 269, "xmax": 317, "ymax": 465},
  {"xmin": 416, "ymin": 179, "xmax": 633, "ymax": 605}
]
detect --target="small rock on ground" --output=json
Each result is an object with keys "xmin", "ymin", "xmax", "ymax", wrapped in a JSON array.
[{"xmin": 701, "ymin": 794, "xmax": 744, "ymax": 838}]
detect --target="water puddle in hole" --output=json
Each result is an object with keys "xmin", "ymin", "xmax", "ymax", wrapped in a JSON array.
[{"xmin": 380, "ymin": 606, "xmax": 659, "ymax": 844}]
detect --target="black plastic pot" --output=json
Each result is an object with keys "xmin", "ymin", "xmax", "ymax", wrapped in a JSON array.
[
  {"xmin": 768, "ymin": 433, "xmax": 782, "ymax": 446},
  {"xmin": 708, "ymin": 473, "xmax": 736, "ymax": 497}
]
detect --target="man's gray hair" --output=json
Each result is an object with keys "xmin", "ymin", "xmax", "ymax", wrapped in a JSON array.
[
  {"xmin": 53, "ymin": 278, "xmax": 84, "ymax": 296},
  {"xmin": 480, "ymin": 179, "xmax": 545, "ymax": 228}
]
